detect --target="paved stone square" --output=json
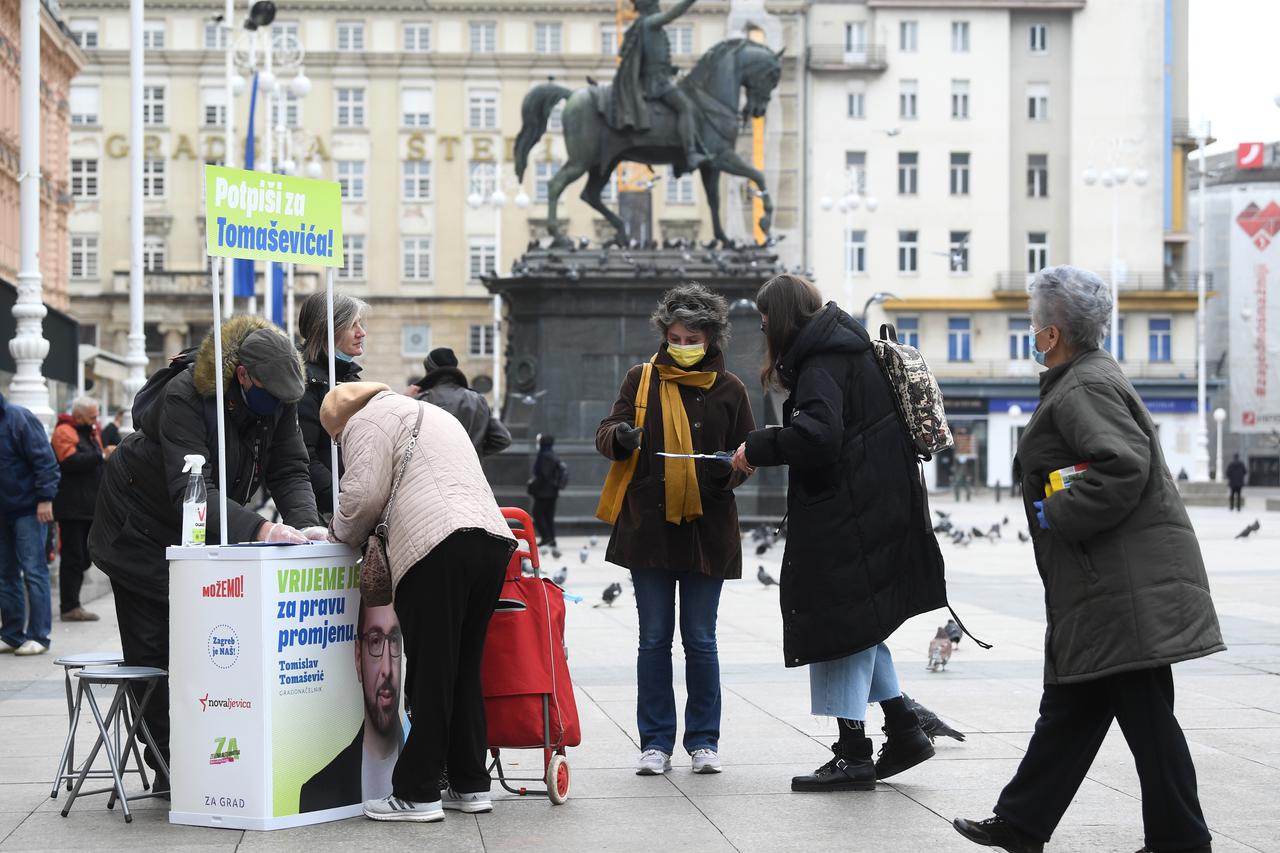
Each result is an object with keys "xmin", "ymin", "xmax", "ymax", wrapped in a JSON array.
[{"xmin": 1, "ymin": 494, "xmax": 1277, "ymax": 852}]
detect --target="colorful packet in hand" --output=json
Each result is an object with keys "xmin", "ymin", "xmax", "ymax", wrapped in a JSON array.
[{"xmin": 1045, "ymin": 463, "xmax": 1089, "ymax": 498}]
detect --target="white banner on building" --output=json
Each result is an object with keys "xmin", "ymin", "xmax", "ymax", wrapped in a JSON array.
[{"xmin": 1229, "ymin": 198, "xmax": 1280, "ymax": 433}]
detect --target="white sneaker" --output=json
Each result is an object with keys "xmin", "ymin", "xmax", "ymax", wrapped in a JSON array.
[
  {"xmin": 362, "ymin": 795, "xmax": 444, "ymax": 822},
  {"xmin": 690, "ymin": 748, "xmax": 722, "ymax": 774},
  {"xmin": 14, "ymin": 640, "xmax": 47, "ymax": 656},
  {"xmin": 441, "ymin": 787, "xmax": 492, "ymax": 814},
  {"xmin": 635, "ymin": 749, "xmax": 671, "ymax": 776},
  {"xmin": 0, "ymin": 642, "xmax": 16, "ymax": 654}
]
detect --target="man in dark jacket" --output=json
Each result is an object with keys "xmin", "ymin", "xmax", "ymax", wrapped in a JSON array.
[
  {"xmin": 527, "ymin": 434, "xmax": 566, "ymax": 548},
  {"xmin": 100, "ymin": 408, "xmax": 124, "ymax": 454},
  {"xmin": 51, "ymin": 397, "xmax": 104, "ymax": 622},
  {"xmin": 1226, "ymin": 453, "xmax": 1247, "ymax": 511},
  {"xmin": 413, "ymin": 348, "xmax": 511, "ymax": 458},
  {"xmin": 89, "ymin": 316, "xmax": 325, "ymax": 768},
  {"xmin": 0, "ymin": 393, "xmax": 59, "ymax": 655}
]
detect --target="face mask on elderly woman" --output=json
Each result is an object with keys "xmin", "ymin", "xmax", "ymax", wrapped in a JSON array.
[
  {"xmin": 667, "ymin": 343, "xmax": 707, "ymax": 368},
  {"xmin": 1030, "ymin": 325, "xmax": 1055, "ymax": 367}
]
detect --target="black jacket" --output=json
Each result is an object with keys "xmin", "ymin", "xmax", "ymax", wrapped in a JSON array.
[
  {"xmin": 298, "ymin": 729, "xmax": 361, "ymax": 813},
  {"xmin": 416, "ymin": 367, "xmax": 512, "ymax": 457},
  {"xmin": 1226, "ymin": 460, "xmax": 1247, "ymax": 490},
  {"xmin": 297, "ymin": 354, "xmax": 361, "ymax": 514},
  {"xmin": 745, "ymin": 304, "xmax": 947, "ymax": 667},
  {"xmin": 528, "ymin": 444, "xmax": 565, "ymax": 499},
  {"xmin": 52, "ymin": 415, "xmax": 103, "ymax": 521},
  {"xmin": 89, "ymin": 316, "xmax": 321, "ymax": 603}
]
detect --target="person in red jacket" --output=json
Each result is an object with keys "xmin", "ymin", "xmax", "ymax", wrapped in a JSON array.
[{"xmin": 50, "ymin": 397, "xmax": 103, "ymax": 622}]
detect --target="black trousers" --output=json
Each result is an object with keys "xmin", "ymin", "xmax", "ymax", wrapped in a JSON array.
[
  {"xmin": 58, "ymin": 520, "xmax": 92, "ymax": 614},
  {"xmin": 392, "ymin": 531, "xmax": 509, "ymax": 802},
  {"xmin": 995, "ymin": 665, "xmax": 1210, "ymax": 850},
  {"xmin": 110, "ymin": 580, "xmax": 170, "ymax": 768},
  {"xmin": 532, "ymin": 496, "xmax": 558, "ymax": 546},
  {"xmin": 1229, "ymin": 487, "xmax": 1243, "ymax": 511}
]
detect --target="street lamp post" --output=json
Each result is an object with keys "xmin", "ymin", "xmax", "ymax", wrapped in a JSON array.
[
  {"xmin": 1191, "ymin": 125, "xmax": 1212, "ymax": 481},
  {"xmin": 1082, "ymin": 164, "xmax": 1149, "ymax": 360},
  {"xmin": 122, "ymin": 0, "xmax": 148, "ymax": 434},
  {"xmin": 1213, "ymin": 407, "xmax": 1226, "ymax": 482},
  {"xmin": 818, "ymin": 169, "xmax": 878, "ymax": 318}
]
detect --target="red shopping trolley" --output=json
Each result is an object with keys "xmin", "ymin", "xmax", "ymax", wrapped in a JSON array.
[{"xmin": 481, "ymin": 507, "xmax": 581, "ymax": 804}]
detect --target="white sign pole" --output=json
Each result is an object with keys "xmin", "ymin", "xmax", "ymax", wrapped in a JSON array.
[
  {"xmin": 326, "ymin": 266, "xmax": 339, "ymax": 517},
  {"xmin": 211, "ymin": 255, "xmax": 231, "ymax": 545}
]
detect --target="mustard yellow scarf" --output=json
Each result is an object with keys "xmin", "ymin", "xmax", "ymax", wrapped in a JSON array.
[{"xmin": 596, "ymin": 357, "xmax": 718, "ymax": 525}]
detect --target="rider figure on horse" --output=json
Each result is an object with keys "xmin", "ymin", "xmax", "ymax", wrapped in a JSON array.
[{"xmin": 612, "ymin": 0, "xmax": 708, "ymax": 171}]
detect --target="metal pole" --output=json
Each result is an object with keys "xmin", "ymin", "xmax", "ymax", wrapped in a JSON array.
[
  {"xmin": 211, "ymin": 257, "xmax": 230, "ymax": 545},
  {"xmin": 1214, "ymin": 418, "xmax": 1224, "ymax": 483},
  {"xmin": 121, "ymin": 0, "xmax": 148, "ymax": 435},
  {"xmin": 492, "ymin": 194, "xmax": 503, "ymax": 410},
  {"xmin": 286, "ymin": 263, "xmax": 295, "ymax": 341},
  {"xmin": 1192, "ymin": 133, "xmax": 1211, "ymax": 480},
  {"xmin": 263, "ymin": 26, "xmax": 274, "ymax": 323},
  {"xmin": 1109, "ymin": 179, "xmax": 1120, "ymax": 359},
  {"xmin": 11, "ymin": 0, "xmax": 52, "ymax": 430},
  {"xmin": 326, "ymin": 267, "xmax": 339, "ymax": 517},
  {"xmin": 223, "ymin": 0, "xmax": 236, "ymax": 319}
]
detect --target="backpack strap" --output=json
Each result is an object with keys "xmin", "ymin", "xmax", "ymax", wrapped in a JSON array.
[{"xmin": 880, "ymin": 323, "xmax": 898, "ymax": 344}]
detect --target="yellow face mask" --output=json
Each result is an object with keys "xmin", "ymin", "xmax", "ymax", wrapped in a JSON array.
[{"xmin": 668, "ymin": 343, "xmax": 706, "ymax": 368}]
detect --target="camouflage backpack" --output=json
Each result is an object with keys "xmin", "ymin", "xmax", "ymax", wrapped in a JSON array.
[{"xmin": 871, "ymin": 324, "xmax": 954, "ymax": 461}]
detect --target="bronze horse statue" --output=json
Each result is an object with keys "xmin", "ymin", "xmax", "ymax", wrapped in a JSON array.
[{"xmin": 515, "ymin": 39, "xmax": 783, "ymax": 247}]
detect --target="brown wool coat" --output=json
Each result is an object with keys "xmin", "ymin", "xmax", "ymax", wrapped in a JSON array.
[{"xmin": 595, "ymin": 347, "xmax": 755, "ymax": 579}]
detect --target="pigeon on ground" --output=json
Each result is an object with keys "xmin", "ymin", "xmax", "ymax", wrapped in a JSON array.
[
  {"xmin": 950, "ymin": 529, "xmax": 969, "ymax": 547},
  {"xmin": 757, "ymin": 565, "xmax": 778, "ymax": 587},
  {"xmin": 1017, "ymin": 531, "xmax": 1031, "ymax": 543},
  {"xmin": 551, "ymin": 566, "xmax": 568, "ymax": 586},
  {"xmin": 756, "ymin": 541, "xmax": 773, "ymax": 556},
  {"xmin": 970, "ymin": 526, "xmax": 986, "ymax": 539},
  {"xmin": 902, "ymin": 694, "xmax": 966, "ymax": 743},
  {"xmin": 944, "ymin": 619, "xmax": 962, "ymax": 647},
  {"xmin": 986, "ymin": 523, "xmax": 1002, "ymax": 540},
  {"xmin": 589, "ymin": 535, "xmax": 599, "ymax": 548},
  {"xmin": 552, "ymin": 548, "xmax": 562, "ymax": 559},
  {"xmin": 595, "ymin": 582, "xmax": 623, "ymax": 607},
  {"xmin": 927, "ymin": 627, "xmax": 952, "ymax": 672},
  {"xmin": 579, "ymin": 545, "xmax": 590, "ymax": 564},
  {"xmin": 1235, "ymin": 520, "xmax": 1261, "ymax": 539}
]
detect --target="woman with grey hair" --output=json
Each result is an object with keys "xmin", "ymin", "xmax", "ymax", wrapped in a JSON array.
[
  {"xmin": 595, "ymin": 282, "xmax": 756, "ymax": 776},
  {"xmin": 954, "ymin": 265, "xmax": 1222, "ymax": 853},
  {"xmin": 296, "ymin": 289, "xmax": 369, "ymax": 516}
]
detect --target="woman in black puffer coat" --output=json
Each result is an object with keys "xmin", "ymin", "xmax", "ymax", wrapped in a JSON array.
[{"xmin": 734, "ymin": 274, "xmax": 947, "ymax": 792}]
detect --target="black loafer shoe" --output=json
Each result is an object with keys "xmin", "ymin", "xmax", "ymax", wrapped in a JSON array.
[
  {"xmin": 791, "ymin": 743, "xmax": 876, "ymax": 792},
  {"xmin": 953, "ymin": 817, "xmax": 1044, "ymax": 853},
  {"xmin": 876, "ymin": 724, "xmax": 936, "ymax": 779},
  {"xmin": 1135, "ymin": 846, "xmax": 1212, "ymax": 853}
]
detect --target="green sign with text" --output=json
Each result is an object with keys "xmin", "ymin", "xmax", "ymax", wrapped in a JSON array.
[{"xmin": 204, "ymin": 164, "xmax": 344, "ymax": 267}]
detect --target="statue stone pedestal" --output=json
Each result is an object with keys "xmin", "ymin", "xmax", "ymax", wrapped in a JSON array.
[{"xmin": 482, "ymin": 244, "xmax": 789, "ymax": 531}]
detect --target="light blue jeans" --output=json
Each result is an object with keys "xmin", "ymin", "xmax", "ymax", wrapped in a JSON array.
[
  {"xmin": 0, "ymin": 513, "xmax": 51, "ymax": 649},
  {"xmin": 809, "ymin": 642, "xmax": 901, "ymax": 721}
]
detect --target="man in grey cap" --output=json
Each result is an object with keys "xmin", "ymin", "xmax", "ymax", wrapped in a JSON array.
[
  {"xmin": 410, "ymin": 347, "xmax": 511, "ymax": 458},
  {"xmin": 89, "ymin": 317, "xmax": 325, "ymax": 774}
]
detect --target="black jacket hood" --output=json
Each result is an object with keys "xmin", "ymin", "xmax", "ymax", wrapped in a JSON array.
[{"xmin": 777, "ymin": 303, "xmax": 870, "ymax": 389}]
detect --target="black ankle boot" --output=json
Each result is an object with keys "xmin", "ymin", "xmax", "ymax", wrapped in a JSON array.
[
  {"xmin": 790, "ymin": 740, "xmax": 876, "ymax": 792},
  {"xmin": 875, "ymin": 723, "xmax": 935, "ymax": 779}
]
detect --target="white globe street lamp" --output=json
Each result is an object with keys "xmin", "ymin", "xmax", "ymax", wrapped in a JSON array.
[
  {"xmin": 819, "ymin": 195, "xmax": 834, "ymax": 211},
  {"xmin": 288, "ymin": 71, "xmax": 311, "ymax": 98},
  {"xmin": 305, "ymin": 160, "xmax": 322, "ymax": 179},
  {"xmin": 514, "ymin": 191, "xmax": 531, "ymax": 209},
  {"xmin": 1213, "ymin": 407, "xmax": 1227, "ymax": 481}
]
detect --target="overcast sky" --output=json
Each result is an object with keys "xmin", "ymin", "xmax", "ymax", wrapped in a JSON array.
[{"xmin": 1188, "ymin": 0, "xmax": 1280, "ymax": 156}]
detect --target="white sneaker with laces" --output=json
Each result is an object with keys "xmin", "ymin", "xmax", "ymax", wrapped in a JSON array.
[
  {"xmin": 690, "ymin": 748, "xmax": 722, "ymax": 774},
  {"xmin": 14, "ymin": 640, "xmax": 46, "ymax": 656},
  {"xmin": 635, "ymin": 749, "xmax": 671, "ymax": 776},
  {"xmin": 441, "ymin": 787, "xmax": 493, "ymax": 813},
  {"xmin": 362, "ymin": 795, "xmax": 444, "ymax": 822}
]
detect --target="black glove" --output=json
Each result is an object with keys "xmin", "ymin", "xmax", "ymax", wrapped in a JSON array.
[{"xmin": 615, "ymin": 423, "xmax": 644, "ymax": 453}]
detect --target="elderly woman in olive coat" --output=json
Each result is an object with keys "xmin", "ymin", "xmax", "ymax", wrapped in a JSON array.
[{"xmin": 954, "ymin": 265, "xmax": 1224, "ymax": 853}]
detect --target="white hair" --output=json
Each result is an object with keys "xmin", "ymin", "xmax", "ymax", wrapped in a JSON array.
[
  {"xmin": 71, "ymin": 396, "xmax": 99, "ymax": 416},
  {"xmin": 1028, "ymin": 265, "xmax": 1113, "ymax": 351}
]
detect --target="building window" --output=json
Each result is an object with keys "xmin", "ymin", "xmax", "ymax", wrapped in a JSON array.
[
  {"xmin": 403, "ymin": 160, "xmax": 431, "ymax": 201},
  {"xmin": 949, "ymin": 231, "xmax": 970, "ymax": 272},
  {"xmin": 404, "ymin": 22, "xmax": 431, "ymax": 52},
  {"xmin": 897, "ymin": 230, "xmax": 918, "ymax": 273},
  {"xmin": 948, "ymin": 317, "xmax": 972, "ymax": 362},
  {"xmin": 670, "ymin": 25, "xmax": 693, "ymax": 55},
  {"xmin": 951, "ymin": 21, "xmax": 970, "ymax": 52},
  {"xmin": 846, "ymin": 229, "xmax": 866, "ymax": 274},
  {"xmin": 845, "ymin": 21, "xmax": 867, "ymax": 57},
  {"xmin": 1148, "ymin": 318, "xmax": 1172, "ymax": 362},
  {"xmin": 899, "ymin": 20, "xmax": 918, "ymax": 52},
  {"xmin": 143, "ymin": 20, "xmax": 165, "ymax": 50},
  {"xmin": 1027, "ymin": 232, "xmax": 1048, "ymax": 273},
  {"xmin": 402, "ymin": 324, "xmax": 432, "ymax": 356},
  {"xmin": 897, "ymin": 151, "xmax": 918, "ymax": 195},
  {"xmin": 70, "ymin": 85, "xmax": 99, "ymax": 126},
  {"xmin": 142, "ymin": 236, "xmax": 166, "ymax": 273},
  {"xmin": 1008, "ymin": 317, "xmax": 1033, "ymax": 360},
  {"xmin": 469, "ymin": 161, "xmax": 497, "ymax": 199},
  {"xmin": 899, "ymin": 79, "xmax": 918, "ymax": 120},
  {"xmin": 468, "ymin": 90, "xmax": 498, "ymax": 129},
  {"xmin": 1027, "ymin": 153, "xmax": 1048, "ymax": 198},
  {"xmin": 336, "ymin": 160, "xmax": 366, "ymax": 201},
  {"xmin": 470, "ymin": 21, "xmax": 497, "ymax": 53},
  {"xmin": 274, "ymin": 21, "xmax": 300, "ymax": 48},
  {"xmin": 338, "ymin": 235, "xmax": 365, "ymax": 280},
  {"xmin": 402, "ymin": 237, "xmax": 432, "ymax": 280},
  {"xmin": 401, "ymin": 87, "xmax": 433, "ymax": 127},
  {"xmin": 70, "ymin": 234, "xmax": 98, "ymax": 279},
  {"xmin": 535, "ymin": 22, "xmax": 562, "ymax": 54},
  {"xmin": 949, "ymin": 152, "xmax": 970, "ymax": 196},
  {"xmin": 548, "ymin": 103, "xmax": 564, "ymax": 132},
  {"xmin": 847, "ymin": 81, "xmax": 866, "ymax": 119},
  {"xmin": 470, "ymin": 324, "xmax": 496, "ymax": 356},
  {"xmin": 70, "ymin": 159, "xmax": 99, "ymax": 200},
  {"xmin": 469, "ymin": 239, "xmax": 497, "ymax": 280},
  {"xmin": 142, "ymin": 157, "xmax": 166, "ymax": 198},
  {"xmin": 69, "ymin": 19, "xmax": 98, "ymax": 49},
  {"xmin": 203, "ymin": 21, "xmax": 227, "ymax": 50},
  {"xmin": 336, "ymin": 21, "xmax": 365, "ymax": 52},
  {"xmin": 896, "ymin": 316, "xmax": 919, "ymax": 349},
  {"xmin": 1103, "ymin": 318, "xmax": 1126, "ymax": 361},
  {"xmin": 336, "ymin": 87, "xmax": 365, "ymax": 127},
  {"xmin": 535, "ymin": 160, "xmax": 561, "ymax": 203},
  {"xmin": 1029, "ymin": 23, "xmax": 1048, "ymax": 53},
  {"xmin": 601, "ymin": 24, "xmax": 620, "ymax": 56},
  {"xmin": 667, "ymin": 173, "xmax": 695, "ymax": 205},
  {"xmin": 202, "ymin": 86, "xmax": 227, "ymax": 127},
  {"xmin": 271, "ymin": 89, "xmax": 301, "ymax": 128},
  {"xmin": 846, "ymin": 150, "xmax": 867, "ymax": 194},
  {"xmin": 142, "ymin": 85, "xmax": 166, "ymax": 126},
  {"xmin": 1027, "ymin": 83, "xmax": 1049, "ymax": 121},
  {"xmin": 951, "ymin": 79, "xmax": 970, "ymax": 120}
]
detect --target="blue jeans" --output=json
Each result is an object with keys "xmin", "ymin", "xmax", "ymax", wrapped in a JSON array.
[
  {"xmin": 0, "ymin": 513, "xmax": 51, "ymax": 649},
  {"xmin": 809, "ymin": 642, "xmax": 901, "ymax": 721},
  {"xmin": 631, "ymin": 568, "xmax": 723, "ymax": 755}
]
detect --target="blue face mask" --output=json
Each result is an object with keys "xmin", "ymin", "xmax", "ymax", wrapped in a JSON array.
[
  {"xmin": 335, "ymin": 350, "xmax": 355, "ymax": 363},
  {"xmin": 242, "ymin": 383, "xmax": 280, "ymax": 417},
  {"xmin": 1030, "ymin": 325, "xmax": 1053, "ymax": 367}
]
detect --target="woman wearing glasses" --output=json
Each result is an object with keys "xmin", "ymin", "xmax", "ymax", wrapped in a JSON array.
[{"xmin": 321, "ymin": 382, "xmax": 517, "ymax": 824}]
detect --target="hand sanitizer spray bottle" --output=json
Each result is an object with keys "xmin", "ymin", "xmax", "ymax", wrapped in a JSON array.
[{"xmin": 181, "ymin": 454, "xmax": 208, "ymax": 546}]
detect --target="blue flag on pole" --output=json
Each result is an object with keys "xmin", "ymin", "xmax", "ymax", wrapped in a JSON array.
[
  {"xmin": 233, "ymin": 72, "xmax": 260, "ymax": 299},
  {"xmin": 270, "ymin": 263, "xmax": 284, "ymax": 328}
]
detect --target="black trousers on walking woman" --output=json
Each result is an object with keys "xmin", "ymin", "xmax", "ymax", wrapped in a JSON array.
[
  {"xmin": 391, "ymin": 530, "xmax": 511, "ymax": 803},
  {"xmin": 994, "ymin": 665, "xmax": 1211, "ymax": 851},
  {"xmin": 531, "ymin": 496, "xmax": 558, "ymax": 546}
]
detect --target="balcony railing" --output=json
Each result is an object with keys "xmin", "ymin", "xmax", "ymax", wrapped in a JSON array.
[
  {"xmin": 932, "ymin": 359, "xmax": 1201, "ymax": 381},
  {"xmin": 994, "ymin": 270, "xmax": 1210, "ymax": 294},
  {"xmin": 111, "ymin": 268, "xmax": 320, "ymax": 296},
  {"xmin": 806, "ymin": 44, "xmax": 888, "ymax": 71}
]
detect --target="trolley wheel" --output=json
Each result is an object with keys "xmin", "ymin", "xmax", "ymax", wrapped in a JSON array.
[{"xmin": 546, "ymin": 754, "xmax": 570, "ymax": 805}]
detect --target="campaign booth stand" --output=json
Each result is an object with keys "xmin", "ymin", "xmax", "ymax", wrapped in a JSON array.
[{"xmin": 167, "ymin": 543, "xmax": 364, "ymax": 830}]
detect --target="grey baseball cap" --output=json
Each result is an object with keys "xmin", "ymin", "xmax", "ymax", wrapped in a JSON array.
[{"xmin": 238, "ymin": 329, "xmax": 305, "ymax": 403}]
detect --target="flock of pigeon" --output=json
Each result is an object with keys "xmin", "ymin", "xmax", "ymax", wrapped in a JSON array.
[{"xmin": 932, "ymin": 510, "xmax": 1030, "ymax": 546}]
